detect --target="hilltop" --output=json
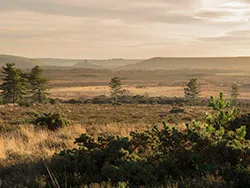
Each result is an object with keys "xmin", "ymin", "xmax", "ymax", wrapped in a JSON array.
[
  {"xmin": 120, "ymin": 57, "xmax": 250, "ymax": 70},
  {"xmin": 0, "ymin": 54, "xmax": 45, "ymax": 69}
]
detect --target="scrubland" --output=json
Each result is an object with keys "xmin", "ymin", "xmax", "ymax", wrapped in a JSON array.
[{"xmin": 1, "ymin": 68, "xmax": 250, "ymax": 187}]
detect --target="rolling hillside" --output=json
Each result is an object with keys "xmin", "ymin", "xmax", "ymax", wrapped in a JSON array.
[
  {"xmin": 0, "ymin": 54, "xmax": 45, "ymax": 69},
  {"xmin": 120, "ymin": 57, "xmax": 250, "ymax": 70},
  {"xmin": 36, "ymin": 58, "xmax": 143, "ymax": 69}
]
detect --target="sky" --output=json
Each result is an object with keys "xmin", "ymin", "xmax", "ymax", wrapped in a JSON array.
[{"xmin": 1, "ymin": 0, "xmax": 250, "ymax": 59}]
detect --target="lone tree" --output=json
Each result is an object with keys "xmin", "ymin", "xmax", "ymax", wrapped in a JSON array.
[
  {"xmin": 231, "ymin": 83, "xmax": 239, "ymax": 106},
  {"xmin": 184, "ymin": 78, "xmax": 200, "ymax": 105},
  {"xmin": 28, "ymin": 66, "xmax": 49, "ymax": 103},
  {"xmin": 109, "ymin": 76, "xmax": 122, "ymax": 105},
  {"xmin": 0, "ymin": 63, "xmax": 26, "ymax": 104}
]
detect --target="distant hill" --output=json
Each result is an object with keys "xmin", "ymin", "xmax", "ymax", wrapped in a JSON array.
[
  {"xmin": 36, "ymin": 58, "xmax": 143, "ymax": 69},
  {"xmin": 73, "ymin": 61, "xmax": 103, "ymax": 69},
  {"xmin": 120, "ymin": 57, "xmax": 250, "ymax": 70},
  {"xmin": 88, "ymin": 59, "xmax": 143, "ymax": 69},
  {"xmin": 0, "ymin": 54, "xmax": 45, "ymax": 69},
  {"xmin": 36, "ymin": 58, "xmax": 80, "ymax": 67}
]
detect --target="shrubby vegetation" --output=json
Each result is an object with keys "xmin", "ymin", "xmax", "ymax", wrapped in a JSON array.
[
  {"xmin": 231, "ymin": 83, "xmax": 240, "ymax": 106},
  {"xmin": 34, "ymin": 112, "xmax": 70, "ymax": 130},
  {"xmin": 2, "ymin": 67, "xmax": 250, "ymax": 187},
  {"xmin": 34, "ymin": 93, "xmax": 248, "ymax": 187},
  {"xmin": 109, "ymin": 76, "xmax": 122, "ymax": 105},
  {"xmin": 0, "ymin": 63, "xmax": 27, "ymax": 104},
  {"xmin": 184, "ymin": 78, "xmax": 200, "ymax": 105}
]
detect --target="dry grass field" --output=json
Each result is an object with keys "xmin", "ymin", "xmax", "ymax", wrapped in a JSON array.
[
  {"xmin": 2, "ymin": 68, "xmax": 250, "ymax": 187},
  {"xmin": 0, "ymin": 103, "xmax": 207, "ymax": 186},
  {"xmin": 42, "ymin": 68, "xmax": 250, "ymax": 100},
  {"xmin": 50, "ymin": 85, "xmax": 250, "ymax": 100},
  {"xmin": 1, "ymin": 102, "xmax": 250, "ymax": 187}
]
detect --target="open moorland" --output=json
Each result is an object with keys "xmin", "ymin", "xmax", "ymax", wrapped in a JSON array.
[
  {"xmin": 43, "ymin": 68, "xmax": 250, "ymax": 101},
  {"xmin": 1, "ymin": 59, "xmax": 250, "ymax": 187}
]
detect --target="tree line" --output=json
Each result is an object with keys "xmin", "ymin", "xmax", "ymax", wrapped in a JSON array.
[
  {"xmin": 184, "ymin": 78, "xmax": 240, "ymax": 105},
  {"xmin": 109, "ymin": 77, "xmax": 240, "ymax": 106},
  {"xmin": 0, "ymin": 63, "xmax": 239, "ymax": 106},
  {"xmin": 0, "ymin": 63, "xmax": 49, "ymax": 105}
]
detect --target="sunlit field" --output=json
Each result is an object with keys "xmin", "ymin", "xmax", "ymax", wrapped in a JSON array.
[{"xmin": 50, "ymin": 85, "xmax": 250, "ymax": 100}]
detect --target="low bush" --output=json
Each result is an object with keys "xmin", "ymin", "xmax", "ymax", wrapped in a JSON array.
[
  {"xmin": 50, "ymin": 120, "xmax": 250, "ymax": 187},
  {"xmin": 34, "ymin": 112, "xmax": 69, "ymax": 130}
]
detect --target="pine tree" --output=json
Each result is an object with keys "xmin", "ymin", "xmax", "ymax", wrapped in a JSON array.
[
  {"xmin": 28, "ymin": 66, "xmax": 49, "ymax": 103},
  {"xmin": 231, "ymin": 83, "xmax": 239, "ymax": 106},
  {"xmin": 184, "ymin": 78, "xmax": 200, "ymax": 105},
  {"xmin": 207, "ymin": 92, "xmax": 240, "ymax": 128},
  {"xmin": 0, "ymin": 63, "xmax": 26, "ymax": 104},
  {"xmin": 109, "ymin": 77, "xmax": 122, "ymax": 105}
]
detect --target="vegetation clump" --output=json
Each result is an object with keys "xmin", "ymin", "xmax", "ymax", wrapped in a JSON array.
[
  {"xmin": 0, "ymin": 63, "xmax": 50, "ymax": 105},
  {"xmin": 51, "ymin": 121, "xmax": 250, "ymax": 187},
  {"xmin": 109, "ymin": 76, "xmax": 122, "ymax": 105},
  {"xmin": 28, "ymin": 65, "xmax": 49, "ymax": 103},
  {"xmin": 231, "ymin": 83, "xmax": 240, "ymax": 106},
  {"xmin": 0, "ymin": 63, "xmax": 27, "ymax": 104},
  {"xmin": 184, "ymin": 78, "xmax": 200, "ymax": 105},
  {"xmin": 208, "ymin": 92, "xmax": 240, "ymax": 129},
  {"xmin": 34, "ymin": 112, "xmax": 69, "ymax": 130},
  {"xmin": 47, "ymin": 93, "xmax": 250, "ymax": 187}
]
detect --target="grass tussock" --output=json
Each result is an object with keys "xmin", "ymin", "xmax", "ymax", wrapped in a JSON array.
[
  {"xmin": 0, "ymin": 122, "xmax": 154, "ymax": 166},
  {"xmin": 0, "ymin": 124, "xmax": 85, "ymax": 164}
]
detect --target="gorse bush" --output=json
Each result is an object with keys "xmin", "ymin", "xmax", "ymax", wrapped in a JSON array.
[{"xmin": 34, "ymin": 112, "xmax": 69, "ymax": 130}]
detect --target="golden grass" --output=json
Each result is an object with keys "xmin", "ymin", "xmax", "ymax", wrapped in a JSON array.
[
  {"xmin": 0, "ymin": 124, "xmax": 85, "ymax": 165},
  {"xmin": 0, "ymin": 122, "xmax": 156, "ymax": 167},
  {"xmin": 50, "ymin": 85, "xmax": 250, "ymax": 100}
]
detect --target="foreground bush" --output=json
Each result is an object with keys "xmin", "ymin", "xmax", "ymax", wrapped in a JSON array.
[
  {"xmin": 34, "ymin": 112, "xmax": 69, "ymax": 130},
  {"xmin": 48, "ymin": 120, "xmax": 250, "ymax": 187}
]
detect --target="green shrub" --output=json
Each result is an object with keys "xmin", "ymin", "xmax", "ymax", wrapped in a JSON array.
[
  {"xmin": 50, "ymin": 120, "xmax": 250, "ymax": 187},
  {"xmin": 34, "ymin": 112, "xmax": 69, "ymax": 130}
]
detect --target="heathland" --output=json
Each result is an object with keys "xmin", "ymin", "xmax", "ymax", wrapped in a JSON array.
[{"xmin": 1, "ymin": 56, "xmax": 250, "ymax": 187}]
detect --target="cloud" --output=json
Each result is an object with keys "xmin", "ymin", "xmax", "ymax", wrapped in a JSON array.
[
  {"xmin": 197, "ymin": 30, "xmax": 250, "ymax": 43},
  {"xmin": 1, "ymin": 0, "xmax": 250, "ymax": 58},
  {"xmin": 195, "ymin": 0, "xmax": 250, "ymax": 23},
  {"xmin": 1, "ymin": 0, "xmax": 201, "ymax": 24}
]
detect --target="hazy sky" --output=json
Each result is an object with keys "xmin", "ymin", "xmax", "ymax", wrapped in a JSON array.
[{"xmin": 1, "ymin": 0, "xmax": 250, "ymax": 58}]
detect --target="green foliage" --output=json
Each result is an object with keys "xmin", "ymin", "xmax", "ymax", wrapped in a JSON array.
[
  {"xmin": 208, "ymin": 92, "xmax": 240, "ymax": 128},
  {"xmin": 0, "ymin": 63, "xmax": 27, "ymax": 104},
  {"xmin": 34, "ymin": 112, "xmax": 69, "ymax": 130},
  {"xmin": 0, "ymin": 63, "xmax": 49, "ymax": 105},
  {"xmin": 109, "ymin": 77, "xmax": 122, "ymax": 105},
  {"xmin": 231, "ymin": 83, "xmax": 240, "ymax": 106},
  {"xmin": 51, "ymin": 118, "xmax": 250, "ymax": 187},
  {"xmin": 184, "ymin": 78, "xmax": 200, "ymax": 105},
  {"xmin": 28, "ymin": 66, "xmax": 50, "ymax": 103}
]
